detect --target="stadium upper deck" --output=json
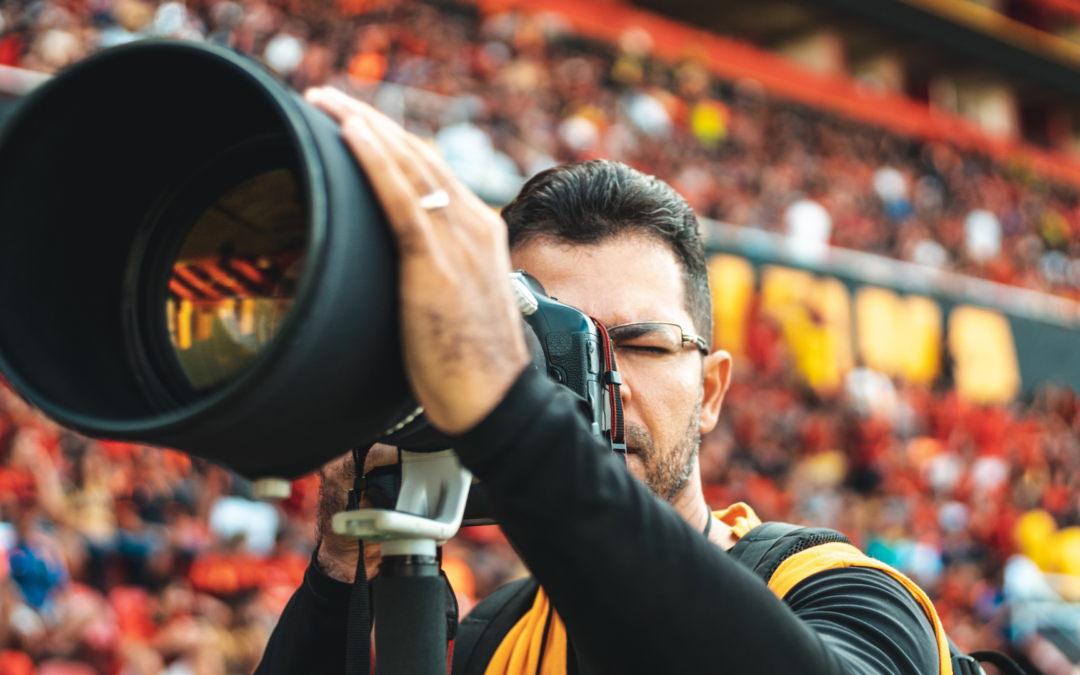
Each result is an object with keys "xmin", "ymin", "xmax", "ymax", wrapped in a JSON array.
[
  {"xmin": 7, "ymin": 0, "xmax": 1080, "ymax": 314},
  {"xmin": 629, "ymin": 0, "xmax": 1080, "ymax": 175},
  {"xmin": 470, "ymin": 0, "xmax": 1080, "ymax": 187}
]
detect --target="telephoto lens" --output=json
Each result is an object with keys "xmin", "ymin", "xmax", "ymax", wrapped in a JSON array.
[{"xmin": 0, "ymin": 41, "xmax": 435, "ymax": 480}]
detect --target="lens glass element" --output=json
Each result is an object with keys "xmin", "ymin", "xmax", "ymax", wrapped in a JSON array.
[{"xmin": 165, "ymin": 168, "xmax": 306, "ymax": 392}]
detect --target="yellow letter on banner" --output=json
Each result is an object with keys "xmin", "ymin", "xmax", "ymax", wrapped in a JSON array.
[
  {"xmin": 855, "ymin": 288, "xmax": 941, "ymax": 385},
  {"xmin": 760, "ymin": 266, "xmax": 853, "ymax": 393},
  {"xmin": 948, "ymin": 305, "xmax": 1021, "ymax": 404},
  {"xmin": 902, "ymin": 296, "xmax": 943, "ymax": 385},
  {"xmin": 708, "ymin": 254, "xmax": 755, "ymax": 356},
  {"xmin": 855, "ymin": 287, "xmax": 899, "ymax": 376}
]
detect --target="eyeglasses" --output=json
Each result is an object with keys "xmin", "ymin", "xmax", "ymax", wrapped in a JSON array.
[{"xmin": 605, "ymin": 322, "xmax": 710, "ymax": 366}]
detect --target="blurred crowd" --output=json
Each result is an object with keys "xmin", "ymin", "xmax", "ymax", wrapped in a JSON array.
[
  {"xmin": 0, "ymin": 382, "xmax": 309, "ymax": 675},
  {"xmin": 8, "ymin": 323, "xmax": 1080, "ymax": 675},
  {"xmin": 3, "ymin": 0, "xmax": 1080, "ymax": 292},
  {"xmin": 707, "ymin": 304, "xmax": 1080, "ymax": 669},
  {"xmin": 0, "ymin": 379, "xmax": 530, "ymax": 675},
  {"xmin": 0, "ymin": 0, "xmax": 1080, "ymax": 673}
]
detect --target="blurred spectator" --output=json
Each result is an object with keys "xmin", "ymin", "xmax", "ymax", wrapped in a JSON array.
[
  {"xmin": 208, "ymin": 497, "xmax": 278, "ymax": 555},
  {"xmin": 965, "ymin": 209, "xmax": 1003, "ymax": 264},
  {"xmin": 263, "ymin": 30, "xmax": 304, "ymax": 76},
  {"xmin": 784, "ymin": 197, "xmax": 833, "ymax": 262}
]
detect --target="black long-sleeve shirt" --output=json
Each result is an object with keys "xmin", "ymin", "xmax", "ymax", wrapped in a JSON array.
[{"xmin": 256, "ymin": 367, "xmax": 938, "ymax": 675}]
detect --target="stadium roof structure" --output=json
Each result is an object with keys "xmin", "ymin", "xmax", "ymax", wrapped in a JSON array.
[
  {"xmin": 644, "ymin": 0, "xmax": 1080, "ymax": 99},
  {"xmin": 474, "ymin": 0, "xmax": 1080, "ymax": 188}
]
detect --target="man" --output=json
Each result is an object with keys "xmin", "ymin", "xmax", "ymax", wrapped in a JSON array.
[{"xmin": 256, "ymin": 87, "xmax": 947, "ymax": 675}]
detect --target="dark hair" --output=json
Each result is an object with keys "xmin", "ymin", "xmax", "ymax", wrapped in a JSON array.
[{"xmin": 502, "ymin": 160, "xmax": 712, "ymax": 344}]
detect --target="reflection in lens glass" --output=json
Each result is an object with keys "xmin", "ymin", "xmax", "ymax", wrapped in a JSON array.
[{"xmin": 165, "ymin": 168, "xmax": 306, "ymax": 392}]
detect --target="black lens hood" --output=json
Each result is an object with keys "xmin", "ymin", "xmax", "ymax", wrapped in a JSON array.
[{"xmin": 0, "ymin": 41, "xmax": 415, "ymax": 479}]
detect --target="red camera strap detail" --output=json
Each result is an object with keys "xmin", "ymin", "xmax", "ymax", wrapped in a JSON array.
[{"xmin": 591, "ymin": 318, "xmax": 626, "ymax": 458}]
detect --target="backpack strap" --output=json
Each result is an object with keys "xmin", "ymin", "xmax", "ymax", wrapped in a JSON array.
[
  {"xmin": 947, "ymin": 636, "xmax": 981, "ymax": 675},
  {"xmin": 452, "ymin": 577, "xmax": 541, "ymax": 675},
  {"xmin": 967, "ymin": 651, "xmax": 1025, "ymax": 675},
  {"xmin": 730, "ymin": 523, "xmax": 956, "ymax": 675},
  {"xmin": 728, "ymin": 521, "xmax": 851, "ymax": 584},
  {"xmin": 948, "ymin": 637, "xmax": 1026, "ymax": 675}
]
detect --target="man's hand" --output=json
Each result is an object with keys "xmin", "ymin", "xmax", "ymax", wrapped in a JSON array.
[
  {"xmin": 305, "ymin": 87, "xmax": 530, "ymax": 435},
  {"xmin": 315, "ymin": 444, "xmax": 399, "ymax": 583}
]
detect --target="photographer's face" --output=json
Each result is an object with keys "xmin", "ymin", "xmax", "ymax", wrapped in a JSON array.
[{"xmin": 511, "ymin": 233, "xmax": 731, "ymax": 504}]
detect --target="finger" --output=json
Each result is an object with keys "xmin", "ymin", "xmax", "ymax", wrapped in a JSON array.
[
  {"xmin": 311, "ymin": 89, "xmax": 474, "ymax": 200},
  {"xmin": 307, "ymin": 89, "xmax": 449, "ymax": 215},
  {"xmin": 308, "ymin": 87, "xmax": 414, "ymax": 150},
  {"xmin": 304, "ymin": 87, "xmax": 359, "ymax": 123},
  {"xmin": 385, "ymin": 125, "xmax": 477, "ymax": 205},
  {"xmin": 340, "ymin": 115, "xmax": 436, "ymax": 257},
  {"xmin": 310, "ymin": 89, "xmax": 493, "ymax": 250},
  {"xmin": 359, "ymin": 114, "xmax": 444, "ymax": 203},
  {"xmin": 308, "ymin": 88, "xmax": 484, "ymax": 209},
  {"xmin": 311, "ymin": 87, "xmax": 396, "ymax": 133},
  {"xmin": 342, "ymin": 99, "xmax": 474, "ymax": 199},
  {"xmin": 320, "ymin": 93, "xmax": 449, "ymax": 187}
]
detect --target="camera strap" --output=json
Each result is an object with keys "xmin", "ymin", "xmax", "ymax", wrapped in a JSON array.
[
  {"xmin": 346, "ymin": 444, "xmax": 373, "ymax": 675},
  {"xmin": 591, "ymin": 319, "xmax": 626, "ymax": 461}
]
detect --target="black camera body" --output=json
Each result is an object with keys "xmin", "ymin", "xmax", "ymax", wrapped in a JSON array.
[
  {"xmin": 366, "ymin": 271, "xmax": 626, "ymax": 526},
  {"xmin": 376, "ymin": 270, "xmax": 624, "ymax": 457},
  {"xmin": 517, "ymin": 272, "xmax": 613, "ymax": 441}
]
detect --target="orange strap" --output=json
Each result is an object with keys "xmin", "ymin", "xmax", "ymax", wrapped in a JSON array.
[
  {"xmin": 714, "ymin": 502, "xmax": 763, "ymax": 538},
  {"xmin": 768, "ymin": 541, "xmax": 953, "ymax": 675},
  {"xmin": 486, "ymin": 505, "xmax": 761, "ymax": 675},
  {"xmin": 484, "ymin": 586, "xmax": 567, "ymax": 675}
]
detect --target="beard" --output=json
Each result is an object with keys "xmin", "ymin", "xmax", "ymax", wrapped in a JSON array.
[{"xmin": 624, "ymin": 395, "xmax": 703, "ymax": 502}]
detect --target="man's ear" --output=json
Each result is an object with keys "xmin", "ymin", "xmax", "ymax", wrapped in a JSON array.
[{"xmin": 699, "ymin": 350, "xmax": 732, "ymax": 435}]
